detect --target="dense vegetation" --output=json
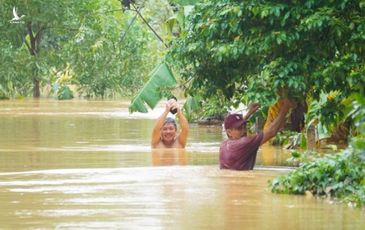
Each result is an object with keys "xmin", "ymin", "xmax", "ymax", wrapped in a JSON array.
[
  {"xmin": 1, "ymin": 0, "xmax": 364, "ymax": 207},
  {"xmin": 270, "ymin": 95, "xmax": 364, "ymax": 207},
  {"xmin": 0, "ymin": 0, "xmax": 175, "ymax": 99},
  {"xmin": 168, "ymin": 0, "xmax": 364, "ymax": 127},
  {"xmin": 166, "ymin": 0, "xmax": 365, "ymax": 207}
]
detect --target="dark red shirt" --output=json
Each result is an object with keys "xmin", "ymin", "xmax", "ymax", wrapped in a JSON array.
[{"xmin": 219, "ymin": 133, "xmax": 263, "ymax": 170}]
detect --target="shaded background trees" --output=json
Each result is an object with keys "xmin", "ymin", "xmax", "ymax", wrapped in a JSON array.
[
  {"xmin": 0, "ymin": 0, "xmax": 176, "ymax": 99},
  {"xmin": 1, "ymin": 0, "xmax": 363, "ymax": 139},
  {"xmin": 168, "ymin": 0, "xmax": 364, "ymax": 137}
]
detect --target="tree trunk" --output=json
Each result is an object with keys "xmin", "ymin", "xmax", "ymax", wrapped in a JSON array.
[
  {"xmin": 307, "ymin": 124, "xmax": 316, "ymax": 150},
  {"xmin": 26, "ymin": 23, "xmax": 44, "ymax": 99},
  {"xmin": 33, "ymin": 78, "xmax": 40, "ymax": 98},
  {"xmin": 290, "ymin": 102, "xmax": 307, "ymax": 132}
]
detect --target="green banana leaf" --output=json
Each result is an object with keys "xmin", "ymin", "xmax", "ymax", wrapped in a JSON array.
[
  {"xmin": 184, "ymin": 95, "xmax": 201, "ymax": 114},
  {"xmin": 182, "ymin": 95, "xmax": 202, "ymax": 121},
  {"xmin": 129, "ymin": 62, "xmax": 177, "ymax": 113}
]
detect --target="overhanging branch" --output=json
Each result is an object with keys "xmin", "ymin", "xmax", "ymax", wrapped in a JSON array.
[{"xmin": 130, "ymin": 3, "xmax": 168, "ymax": 48}]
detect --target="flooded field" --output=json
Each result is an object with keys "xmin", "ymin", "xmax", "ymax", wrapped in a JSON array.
[{"xmin": 0, "ymin": 99, "xmax": 363, "ymax": 229}]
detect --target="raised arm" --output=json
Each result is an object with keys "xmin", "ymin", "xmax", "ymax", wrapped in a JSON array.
[
  {"xmin": 243, "ymin": 103, "xmax": 260, "ymax": 121},
  {"xmin": 151, "ymin": 101, "xmax": 172, "ymax": 148},
  {"xmin": 261, "ymin": 99, "xmax": 292, "ymax": 144},
  {"xmin": 176, "ymin": 105, "xmax": 189, "ymax": 148}
]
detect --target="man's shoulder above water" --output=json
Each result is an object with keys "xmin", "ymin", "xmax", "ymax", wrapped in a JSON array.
[{"xmin": 219, "ymin": 133, "xmax": 264, "ymax": 170}]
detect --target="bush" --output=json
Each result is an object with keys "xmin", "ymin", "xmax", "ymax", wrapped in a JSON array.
[{"xmin": 269, "ymin": 142, "xmax": 365, "ymax": 208}]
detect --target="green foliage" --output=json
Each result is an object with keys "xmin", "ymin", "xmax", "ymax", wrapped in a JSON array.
[
  {"xmin": 57, "ymin": 85, "xmax": 74, "ymax": 100},
  {"xmin": 0, "ymin": 0, "xmax": 170, "ymax": 99},
  {"xmin": 168, "ymin": 0, "xmax": 365, "ymax": 117},
  {"xmin": 183, "ymin": 95, "xmax": 202, "ymax": 121},
  {"xmin": 164, "ymin": 5, "xmax": 194, "ymax": 43},
  {"xmin": 270, "ymin": 95, "xmax": 365, "ymax": 207},
  {"xmin": 169, "ymin": 0, "xmax": 200, "ymax": 5},
  {"xmin": 270, "ymin": 147, "xmax": 365, "ymax": 207},
  {"xmin": 61, "ymin": 0, "xmax": 165, "ymax": 98},
  {"xmin": 183, "ymin": 91, "xmax": 229, "ymax": 121},
  {"xmin": 349, "ymin": 93, "xmax": 365, "ymax": 149},
  {"xmin": 199, "ymin": 96, "xmax": 228, "ymax": 118},
  {"xmin": 306, "ymin": 90, "xmax": 345, "ymax": 139},
  {"xmin": 0, "ymin": 0, "xmax": 92, "ymax": 97},
  {"xmin": 271, "ymin": 130, "xmax": 300, "ymax": 146},
  {"xmin": 286, "ymin": 150, "xmax": 327, "ymax": 167},
  {"xmin": 0, "ymin": 39, "xmax": 33, "ymax": 98},
  {"xmin": 129, "ymin": 62, "xmax": 177, "ymax": 113}
]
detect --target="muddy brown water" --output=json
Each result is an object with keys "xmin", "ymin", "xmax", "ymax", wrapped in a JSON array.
[{"xmin": 0, "ymin": 99, "xmax": 363, "ymax": 229}]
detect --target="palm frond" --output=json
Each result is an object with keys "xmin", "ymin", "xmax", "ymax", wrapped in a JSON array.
[{"xmin": 129, "ymin": 62, "xmax": 177, "ymax": 113}]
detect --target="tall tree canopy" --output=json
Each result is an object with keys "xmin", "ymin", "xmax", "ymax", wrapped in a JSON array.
[
  {"xmin": 169, "ymin": 0, "xmax": 365, "ymax": 110},
  {"xmin": 0, "ymin": 0, "xmax": 173, "ymax": 99}
]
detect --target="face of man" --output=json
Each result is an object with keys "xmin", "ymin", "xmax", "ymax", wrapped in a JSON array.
[
  {"xmin": 161, "ymin": 123, "xmax": 177, "ymax": 143},
  {"xmin": 226, "ymin": 126, "xmax": 247, "ymax": 140}
]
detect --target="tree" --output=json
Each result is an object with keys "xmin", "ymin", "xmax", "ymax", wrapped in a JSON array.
[
  {"xmin": 0, "ymin": 0, "xmax": 171, "ymax": 99},
  {"xmin": 168, "ymin": 0, "xmax": 365, "ymax": 131},
  {"xmin": 65, "ymin": 0, "xmax": 163, "ymax": 98},
  {"xmin": 1, "ymin": 0, "xmax": 89, "ymax": 97}
]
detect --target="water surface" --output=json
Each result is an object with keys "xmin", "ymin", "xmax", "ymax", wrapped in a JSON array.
[{"xmin": 0, "ymin": 99, "xmax": 363, "ymax": 229}]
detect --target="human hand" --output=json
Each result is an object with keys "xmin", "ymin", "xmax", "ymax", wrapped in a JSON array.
[
  {"xmin": 248, "ymin": 103, "xmax": 260, "ymax": 114},
  {"xmin": 166, "ymin": 98, "xmax": 179, "ymax": 114}
]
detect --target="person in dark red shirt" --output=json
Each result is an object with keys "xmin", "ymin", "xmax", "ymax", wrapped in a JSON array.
[{"xmin": 220, "ymin": 99, "xmax": 293, "ymax": 170}]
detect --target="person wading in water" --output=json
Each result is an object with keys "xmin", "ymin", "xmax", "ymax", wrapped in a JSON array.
[
  {"xmin": 151, "ymin": 98, "xmax": 189, "ymax": 149},
  {"xmin": 220, "ymin": 98, "xmax": 294, "ymax": 170}
]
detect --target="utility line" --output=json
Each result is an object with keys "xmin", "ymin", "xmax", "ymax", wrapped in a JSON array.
[{"xmin": 130, "ymin": 2, "xmax": 168, "ymax": 48}]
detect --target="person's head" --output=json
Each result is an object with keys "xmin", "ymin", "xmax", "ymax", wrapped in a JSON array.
[
  {"xmin": 160, "ymin": 117, "xmax": 178, "ymax": 143},
  {"xmin": 224, "ymin": 114, "xmax": 247, "ymax": 140}
]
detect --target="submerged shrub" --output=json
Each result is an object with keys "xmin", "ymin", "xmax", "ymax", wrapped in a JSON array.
[
  {"xmin": 269, "ymin": 143, "xmax": 365, "ymax": 207},
  {"xmin": 270, "ymin": 93, "xmax": 365, "ymax": 208}
]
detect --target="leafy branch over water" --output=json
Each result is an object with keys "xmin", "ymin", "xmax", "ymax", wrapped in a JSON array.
[
  {"xmin": 270, "ymin": 147, "xmax": 365, "ymax": 208},
  {"xmin": 269, "ymin": 95, "xmax": 365, "ymax": 208}
]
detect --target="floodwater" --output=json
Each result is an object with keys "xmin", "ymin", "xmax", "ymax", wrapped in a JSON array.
[{"xmin": 0, "ymin": 99, "xmax": 363, "ymax": 229}]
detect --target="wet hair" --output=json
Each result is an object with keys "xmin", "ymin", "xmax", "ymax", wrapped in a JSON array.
[{"xmin": 164, "ymin": 117, "xmax": 177, "ymax": 130}]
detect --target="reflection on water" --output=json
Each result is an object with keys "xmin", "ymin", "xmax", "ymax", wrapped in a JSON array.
[
  {"xmin": 0, "ymin": 99, "xmax": 364, "ymax": 229},
  {"xmin": 0, "ymin": 167, "xmax": 364, "ymax": 229},
  {"xmin": 0, "ymin": 99, "xmax": 223, "ymax": 172},
  {"xmin": 152, "ymin": 149, "xmax": 188, "ymax": 166},
  {"xmin": 0, "ymin": 99, "xmax": 291, "ymax": 171}
]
